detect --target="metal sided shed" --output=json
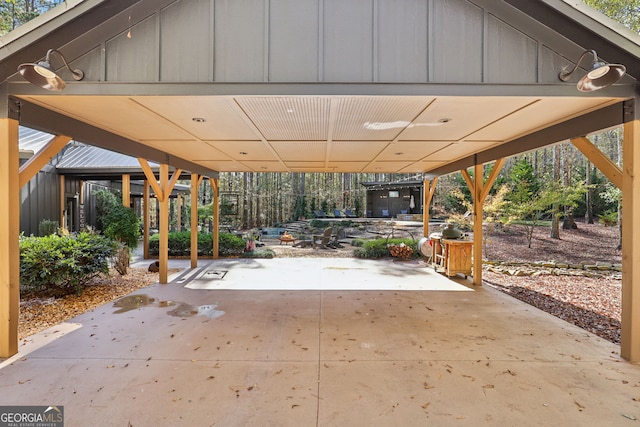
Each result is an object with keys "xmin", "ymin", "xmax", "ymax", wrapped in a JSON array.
[
  {"xmin": 1, "ymin": 0, "xmax": 640, "ymax": 363},
  {"xmin": 361, "ymin": 180, "xmax": 423, "ymax": 219}
]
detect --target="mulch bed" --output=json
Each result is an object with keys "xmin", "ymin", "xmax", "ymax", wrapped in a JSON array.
[{"xmin": 482, "ymin": 221, "xmax": 622, "ymax": 344}]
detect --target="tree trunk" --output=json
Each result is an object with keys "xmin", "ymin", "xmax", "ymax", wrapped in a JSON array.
[
  {"xmin": 586, "ymin": 159, "xmax": 594, "ymax": 224},
  {"xmin": 550, "ymin": 145, "xmax": 561, "ymax": 239},
  {"xmin": 242, "ymin": 173, "xmax": 248, "ymax": 229},
  {"xmin": 562, "ymin": 144, "xmax": 577, "ymax": 230}
]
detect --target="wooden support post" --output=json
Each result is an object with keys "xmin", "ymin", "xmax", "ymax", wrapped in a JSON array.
[
  {"xmin": 460, "ymin": 159, "xmax": 505, "ymax": 286},
  {"xmin": 143, "ymin": 180, "xmax": 150, "ymax": 260},
  {"xmin": 621, "ymin": 119, "xmax": 640, "ymax": 362},
  {"xmin": 191, "ymin": 174, "xmax": 199, "ymax": 268},
  {"xmin": 158, "ymin": 164, "xmax": 169, "ymax": 284},
  {"xmin": 0, "ymin": 118, "xmax": 20, "ymax": 357},
  {"xmin": 422, "ymin": 177, "xmax": 439, "ymax": 237},
  {"xmin": 138, "ymin": 160, "xmax": 181, "ymax": 284},
  {"xmin": 209, "ymin": 177, "xmax": 219, "ymax": 259},
  {"xmin": 177, "ymin": 195, "xmax": 182, "ymax": 231},
  {"xmin": 122, "ymin": 174, "xmax": 130, "ymax": 207},
  {"xmin": 472, "ymin": 164, "xmax": 483, "ymax": 286}
]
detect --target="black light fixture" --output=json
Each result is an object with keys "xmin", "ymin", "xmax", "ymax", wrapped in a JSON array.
[
  {"xmin": 17, "ymin": 49, "xmax": 84, "ymax": 91},
  {"xmin": 559, "ymin": 49, "xmax": 625, "ymax": 92}
]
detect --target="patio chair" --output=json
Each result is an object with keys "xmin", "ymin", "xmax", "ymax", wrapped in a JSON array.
[
  {"xmin": 381, "ymin": 209, "xmax": 390, "ymax": 218},
  {"xmin": 334, "ymin": 209, "xmax": 345, "ymax": 218},
  {"xmin": 345, "ymin": 209, "xmax": 356, "ymax": 218},
  {"xmin": 313, "ymin": 210, "xmax": 327, "ymax": 218},
  {"xmin": 312, "ymin": 227, "xmax": 334, "ymax": 249},
  {"xmin": 326, "ymin": 227, "xmax": 344, "ymax": 248}
]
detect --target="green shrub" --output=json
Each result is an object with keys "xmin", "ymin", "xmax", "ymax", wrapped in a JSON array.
[
  {"xmin": 353, "ymin": 237, "xmax": 418, "ymax": 259},
  {"xmin": 20, "ymin": 232, "xmax": 117, "ymax": 296},
  {"xmin": 104, "ymin": 205, "xmax": 140, "ymax": 249},
  {"xmin": 598, "ymin": 210, "xmax": 618, "ymax": 226},
  {"xmin": 241, "ymin": 248, "xmax": 275, "ymax": 259},
  {"xmin": 350, "ymin": 238, "xmax": 368, "ymax": 247},
  {"xmin": 218, "ymin": 232, "xmax": 246, "ymax": 256},
  {"xmin": 38, "ymin": 219, "xmax": 59, "ymax": 236},
  {"xmin": 148, "ymin": 232, "xmax": 245, "ymax": 257}
]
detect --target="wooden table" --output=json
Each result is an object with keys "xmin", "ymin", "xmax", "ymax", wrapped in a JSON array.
[{"xmin": 430, "ymin": 235, "xmax": 473, "ymax": 278}]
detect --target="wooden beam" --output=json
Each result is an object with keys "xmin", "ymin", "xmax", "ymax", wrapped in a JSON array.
[
  {"xmin": 571, "ymin": 137, "xmax": 623, "ymax": 189},
  {"xmin": 621, "ymin": 118, "xmax": 640, "ymax": 362},
  {"xmin": 177, "ymin": 196, "xmax": 182, "ymax": 232},
  {"xmin": 18, "ymin": 135, "xmax": 70, "ymax": 188},
  {"xmin": 167, "ymin": 168, "xmax": 183, "ymax": 195},
  {"xmin": 460, "ymin": 159, "xmax": 504, "ymax": 286},
  {"xmin": 191, "ymin": 174, "xmax": 199, "ymax": 269},
  {"xmin": 122, "ymin": 174, "xmax": 130, "ymax": 207},
  {"xmin": 472, "ymin": 164, "xmax": 483, "ymax": 286},
  {"xmin": 460, "ymin": 169, "xmax": 474, "ymax": 193},
  {"xmin": 159, "ymin": 164, "xmax": 169, "ymax": 284},
  {"xmin": 138, "ymin": 159, "xmax": 163, "ymax": 201},
  {"xmin": 143, "ymin": 180, "xmax": 150, "ymax": 260},
  {"xmin": 209, "ymin": 177, "xmax": 219, "ymax": 259},
  {"xmin": 422, "ymin": 177, "xmax": 439, "ymax": 237},
  {"xmin": 0, "ymin": 118, "xmax": 20, "ymax": 357},
  {"xmin": 480, "ymin": 158, "xmax": 505, "ymax": 203}
]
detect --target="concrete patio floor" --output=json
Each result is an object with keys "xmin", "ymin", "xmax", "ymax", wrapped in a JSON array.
[{"xmin": 1, "ymin": 257, "xmax": 639, "ymax": 426}]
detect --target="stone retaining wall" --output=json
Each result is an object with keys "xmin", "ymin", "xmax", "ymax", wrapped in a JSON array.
[{"xmin": 483, "ymin": 260, "xmax": 622, "ymax": 279}]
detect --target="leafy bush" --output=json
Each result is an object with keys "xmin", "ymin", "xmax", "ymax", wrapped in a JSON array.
[
  {"xmin": 598, "ymin": 210, "xmax": 618, "ymax": 226},
  {"xmin": 218, "ymin": 232, "xmax": 246, "ymax": 256},
  {"xmin": 241, "ymin": 248, "xmax": 275, "ymax": 259},
  {"xmin": 104, "ymin": 205, "xmax": 140, "ymax": 249},
  {"xmin": 94, "ymin": 189, "xmax": 120, "ymax": 232},
  {"xmin": 20, "ymin": 232, "xmax": 117, "ymax": 296},
  {"xmin": 38, "ymin": 219, "xmax": 59, "ymax": 236},
  {"xmin": 149, "ymin": 232, "xmax": 245, "ymax": 257},
  {"xmin": 350, "ymin": 238, "xmax": 368, "ymax": 247},
  {"xmin": 353, "ymin": 237, "xmax": 418, "ymax": 259}
]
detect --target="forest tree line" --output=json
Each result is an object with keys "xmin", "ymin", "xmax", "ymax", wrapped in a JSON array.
[{"xmin": 180, "ymin": 128, "xmax": 622, "ymax": 249}]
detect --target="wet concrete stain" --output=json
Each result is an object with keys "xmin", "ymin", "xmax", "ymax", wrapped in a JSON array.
[
  {"xmin": 113, "ymin": 294, "xmax": 224, "ymax": 319},
  {"xmin": 112, "ymin": 294, "xmax": 171, "ymax": 313}
]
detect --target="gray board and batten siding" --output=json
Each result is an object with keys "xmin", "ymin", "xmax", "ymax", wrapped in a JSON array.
[{"xmin": 61, "ymin": 0, "xmax": 584, "ymax": 87}]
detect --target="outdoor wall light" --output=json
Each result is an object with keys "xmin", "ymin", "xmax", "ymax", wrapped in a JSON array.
[
  {"xmin": 17, "ymin": 49, "xmax": 84, "ymax": 91},
  {"xmin": 559, "ymin": 49, "xmax": 625, "ymax": 92}
]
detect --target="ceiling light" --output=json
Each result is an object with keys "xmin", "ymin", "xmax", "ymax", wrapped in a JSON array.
[
  {"xmin": 239, "ymin": 152, "xmax": 248, "ymax": 155},
  {"xmin": 192, "ymin": 117, "xmax": 206, "ymax": 123},
  {"xmin": 17, "ymin": 49, "xmax": 84, "ymax": 91},
  {"xmin": 558, "ymin": 49, "xmax": 625, "ymax": 92}
]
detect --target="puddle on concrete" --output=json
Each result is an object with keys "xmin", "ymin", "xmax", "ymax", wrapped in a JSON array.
[
  {"xmin": 113, "ymin": 294, "xmax": 176, "ymax": 313},
  {"xmin": 168, "ymin": 303, "xmax": 225, "ymax": 319},
  {"xmin": 197, "ymin": 304, "xmax": 225, "ymax": 319},
  {"xmin": 113, "ymin": 294, "xmax": 224, "ymax": 319}
]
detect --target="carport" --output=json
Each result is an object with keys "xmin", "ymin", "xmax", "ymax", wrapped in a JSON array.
[{"xmin": 1, "ymin": 0, "xmax": 640, "ymax": 368}]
